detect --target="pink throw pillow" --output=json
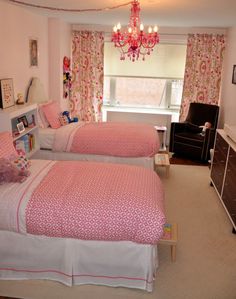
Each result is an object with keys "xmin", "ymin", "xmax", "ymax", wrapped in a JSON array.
[
  {"xmin": 0, "ymin": 158, "xmax": 30, "ymax": 184},
  {"xmin": 12, "ymin": 155, "xmax": 31, "ymax": 171},
  {"xmin": 41, "ymin": 102, "xmax": 61, "ymax": 129},
  {"xmin": 0, "ymin": 131, "xmax": 18, "ymax": 160}
]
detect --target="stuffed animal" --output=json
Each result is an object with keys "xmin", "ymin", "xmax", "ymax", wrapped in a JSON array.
[
  {"xmin": 62, "ymin": 111, "xmax": 72, "ymax": 123},
  {"xmin": 63, "ymin": 56, "xmax": 71, "ymax": 99},
  {"xmin": 59, "ymin": 114, "xmax": 69, "ymax": 126},
  {"xmin": 199, "ymin": 122, "xmax": 212, "ymax": 136},
  {"xmin": 0, "ymin": 158, "xmax": 30, "ymax": 184},
  {"xmin": 62, "ymin": 111, "xmax": 78, "ymax": 123}
]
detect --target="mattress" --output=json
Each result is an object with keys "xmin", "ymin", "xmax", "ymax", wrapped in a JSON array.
[
  {"xmin": 39, "ymin": 127, "xmax": 56, "ymax": 149},
  {"xmin": 33, "ymin": 149, "xmax": 155, "ymax": 169},
  {"xmin": 38, "ymin": 125, "xmax": 156, "ymax": 169},
  {"xmin": 0, "ymin": 160, "xmax": 165, "ymax": 243},
  {"xmin": 39, "ymin": 121, "xmax": 159, "ymax": 157}
]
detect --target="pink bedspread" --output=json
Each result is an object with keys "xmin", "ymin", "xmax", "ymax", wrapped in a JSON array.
[
  {"xmin": 26, "ymin": 161, "xmax": 165, "ymax": 244},
  {"xmin": 69, "ymin": 122, "xmax": 159, "ymax": 157}
]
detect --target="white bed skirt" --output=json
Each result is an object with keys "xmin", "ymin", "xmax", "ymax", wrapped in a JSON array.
[
  {"xmin": 33, "ymin": 149, "xmax": 155, "ymax": 170},
  {"xmin": 0, "ymin": 230, "xmax": 158, "ymax": 292}
]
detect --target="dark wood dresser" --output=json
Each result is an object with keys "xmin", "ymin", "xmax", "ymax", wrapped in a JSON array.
[{"xmin": 210, "ymin": 129, "xmax": 236, "ymax": 233}]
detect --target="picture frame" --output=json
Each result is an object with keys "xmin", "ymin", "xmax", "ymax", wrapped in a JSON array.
[
  {"xmin": 17, "ymin": 122, "xmax": 25, "ymax": 134},
  {"xmin": 0, "ymin": 78, "xmax": 15, "ymax": 109},
  {"xmin": 29, "ymin": 38, "xmax": 38, "ymax": 67},
  {"xmin": 232, "ymin": 65, "xmax": 236, "ymax": 84},
  {"xmin": 18, "ymin": 115, "xmax": 28, "ymax": 127}
]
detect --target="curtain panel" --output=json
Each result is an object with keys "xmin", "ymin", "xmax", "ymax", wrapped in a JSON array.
[
  {"xmin": 71, "ymin": 31, "xmax": 104, "ymax": 122},
  {"xmin": 179, "ymin": 34, "xmax": 226, "ymax": 121}
]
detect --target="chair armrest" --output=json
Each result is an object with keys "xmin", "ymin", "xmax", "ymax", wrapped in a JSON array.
[
  {"xmin": 170, "ymin": 122, "xmax": 188, "ymax": 134},
  {"xmin": 169, "ymin": 122, "xmax": 188, "ymax": 152},
  {"xmin": 171, "ymin": 122, "xmax": 202, "ymax": 134},
  {"xmin": 204, "ymin": 128, "xmax": 216, "ymax": 141}
]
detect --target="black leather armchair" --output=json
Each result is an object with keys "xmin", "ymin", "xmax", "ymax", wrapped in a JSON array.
[{"xmin": 169, "ymin": 102, "xmax": 219, "ymax": 162}]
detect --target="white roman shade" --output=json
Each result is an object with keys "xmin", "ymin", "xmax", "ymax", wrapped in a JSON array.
[{"xmin": 104, "ymin": 42, "xmax": 187, "ymax": 78}]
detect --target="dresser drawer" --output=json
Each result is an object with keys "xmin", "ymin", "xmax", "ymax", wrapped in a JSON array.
[{"xmin": 211, "ymin": 131, "xmax": 236, "ymax": 229}]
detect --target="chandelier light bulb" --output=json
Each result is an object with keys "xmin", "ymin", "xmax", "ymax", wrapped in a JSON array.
[
  {"xmin": 148, "ymin": 27, "xmax": 152, "ymax": 34},
  {"xmin": 128, "ymin": 27, "xmax": 132, "ymax": 33},
  {"xmin": 113, "ymin": 26, "xmax": 117, "ymax": 33},
  {"xmin": 117, "ymin": 23, "xmax": 121, "ymax": 30},
  {"xmin": 154, "ymin": 25, "xmax": 158, "ymax": 32},
  {"xmin": 140, "ymin": 23, "xmax": 144, "ymax": 31}
]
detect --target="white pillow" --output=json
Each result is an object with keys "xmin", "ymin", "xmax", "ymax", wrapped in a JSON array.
[{"xmin": 27, "ymin": 77, "xmax": 47, "ymax": 104}]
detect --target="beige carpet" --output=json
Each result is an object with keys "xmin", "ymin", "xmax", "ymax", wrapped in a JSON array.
[{"xmin": 0, "ymin": 165, "xmax": 236, "ymax": 299}]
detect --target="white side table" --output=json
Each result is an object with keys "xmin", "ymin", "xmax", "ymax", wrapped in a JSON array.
[{"xmin": 154, "ymin": 125, "xmax": 167, "ymax": 151}]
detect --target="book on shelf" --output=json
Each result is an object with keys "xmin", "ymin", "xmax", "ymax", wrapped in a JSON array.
[
  {"xmin": 14, "ymin": 134, "xmax": 35, "ymax": 154},
  {"xmin": 161, "ymin": 223, "xmax": 172, "ymax": 240},
  {"xmin": 15, "ymin": 139, "xmax": 26, "ymax": 156}
]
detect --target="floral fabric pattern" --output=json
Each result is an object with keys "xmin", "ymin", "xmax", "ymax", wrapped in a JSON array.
[
  {"xmin": 70, "ymin": 31, "xmax": 104, "ymax": 122},
  {"xmin": 180, "ymin": 34, "xmax": 225, "ymax": 121}
]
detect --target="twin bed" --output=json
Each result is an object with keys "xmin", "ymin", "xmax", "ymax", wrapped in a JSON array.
[
  {"xmin": 0, "ymin": 131, "xmax": 166, "ymax": 292},
  {"xmin": 26, "ymin": 77, "xmax": 160, "ymax": 168},
  {"xmin": 38, "ymin": 120, "xmax": 159, "ymax": 169}
]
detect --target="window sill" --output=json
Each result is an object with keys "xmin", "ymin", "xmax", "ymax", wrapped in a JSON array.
[
  {"xmin": 102, "ymin": 105, "xmax": 179, "ymax": 116},
  {"xmin": 102, "ymin": 105, "xmax": 180, "ymax": 123}
]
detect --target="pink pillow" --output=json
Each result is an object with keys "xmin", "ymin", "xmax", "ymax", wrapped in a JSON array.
[
  {"xmin": 12, "ymin": 155, "xmax": 31, "ymax": 171},
  {"xmin": 0, "ymin": 158, "xmax": 30, "ymax": 184},
  {"xmin": 0, "ymin": 131, "xmax": 18, "ymax": 160},
  {"xmin": 38, "ymin": 102, "xmax": 51, "ymax": 128},
  {"xmin": 41, "ymin": 102, "xmax": 61, "ymax": 129}
]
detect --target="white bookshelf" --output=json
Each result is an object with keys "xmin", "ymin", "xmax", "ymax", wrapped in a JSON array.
[{"xmin": 0, "ymin": 103, "xmax": 39, "ymax": 158}]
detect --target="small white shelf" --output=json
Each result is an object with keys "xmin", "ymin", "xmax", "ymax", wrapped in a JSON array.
[{"xmin": 13, "ymin": 126, "xmax": 38, "ymax": 141}]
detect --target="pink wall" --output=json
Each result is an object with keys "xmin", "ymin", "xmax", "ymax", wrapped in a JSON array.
[
  {"xmin": 1, "ymin": 0, "xmax": 234, "ymax": 126},
  {"xmin": 48, "ymin": 18, "xmax": 72, "ymax": 111},
  {"xmin": 219, "ymin": 27, "xmax": 236, "ymax": 127},
  {"xmin": 0, "ymin": 1, "xmax": 49, "ymax": 102}
]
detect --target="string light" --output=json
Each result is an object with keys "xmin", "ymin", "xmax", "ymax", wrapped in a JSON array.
[{"xmin": 7, "ymin": 0, "xmax": 132, "ymax": 12}]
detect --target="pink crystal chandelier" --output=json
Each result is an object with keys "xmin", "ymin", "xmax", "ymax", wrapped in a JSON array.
[{"xmin": 112, "ymin": 0, "xmax": 160, "ymax": 62}]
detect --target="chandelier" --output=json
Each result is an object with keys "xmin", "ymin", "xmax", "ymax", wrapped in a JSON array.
[{"xmin": 112, "ymin": 0, "xmax": 159, "ymax": 62}]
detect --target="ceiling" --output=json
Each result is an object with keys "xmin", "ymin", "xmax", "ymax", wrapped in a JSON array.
[{"xmin": 6, "ymin": 0, "xmax": 236, "ymax": 28}]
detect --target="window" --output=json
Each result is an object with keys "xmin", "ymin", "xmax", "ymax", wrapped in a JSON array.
[{"xmin": 104, "ymin": 42, "xmax": 186, "ymax": 110}]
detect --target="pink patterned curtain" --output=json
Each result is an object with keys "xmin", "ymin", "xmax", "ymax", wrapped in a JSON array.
[
  {"xmin": 179, "ymin": 34, "xmax": 226, "ymax": 121},
  {"xmin": 70, "ymin": 31, "xmax": 104, "ymax": 122}
]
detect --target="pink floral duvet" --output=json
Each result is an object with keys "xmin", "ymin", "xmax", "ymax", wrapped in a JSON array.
[
  {"xmin": 24, "ymin": 160, "xmax": 165, "ymax": 244},
  {"xmin": 53, "ymin": 122, "xmax": 160, "ymax": 157}
]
